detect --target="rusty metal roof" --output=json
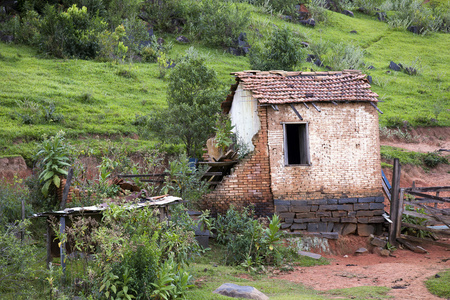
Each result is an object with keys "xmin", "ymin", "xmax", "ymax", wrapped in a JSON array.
[
  {"xmin": 222, "ymin": 70, "xmax": 379, "ymax": 113},
  {"xmin": 31, "ymin": 195, "xmax": 182, "ymax": 218}
]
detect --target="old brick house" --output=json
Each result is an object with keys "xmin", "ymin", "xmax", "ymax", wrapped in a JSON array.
[{"xmin": 203, "ymin": 70, "xmax": 385, "ymax": 235}]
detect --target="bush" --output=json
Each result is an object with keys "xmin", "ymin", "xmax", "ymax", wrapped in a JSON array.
[
  {"xmin": 141, "ymin": 0, "xmax": 183, "ymax": 32},
  {"xmin": 327, "ymin": 42, "xmax": 365, "ymax": 70},
  {"xmin": 308, "ymin": 0, "xmax": 330, "ymax": 24},
  {"xmin": 187, "ymin": 0, "xmax": 250, "ymax": 47},
  {"xmin": 39, "ymin": 4, "xmax": 107, "ymax": 58},
  {"xmin": 423, "ymin": 152, "xmax": 448, "ymax": 168},
  {"xmin": 0, "ymin": 221, "xmax": 40, "ymax": 297},
  {"xmin": 0, "ymin": 179, "xmax": 33, "ymax": 226},
  {"xmin": 213, "ymin": 206, "xmax": 283, "ymax": 267},
  {"xmin": 249, "ymin": 27, "xmax": 303, "ymax": 71}
]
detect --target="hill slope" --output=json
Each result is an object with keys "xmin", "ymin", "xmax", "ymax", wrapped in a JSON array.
[{"xmin": 1, "ymin": 7, "xmax": 449, "ymax": 163}]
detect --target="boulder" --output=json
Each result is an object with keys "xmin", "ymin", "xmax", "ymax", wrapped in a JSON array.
[
  {"xmin": 350, "ymin": 30, "xmax": 358, "ymax": 34},
  {"xmin": 357, "ymin": 224, "xmax": 375, "ymax": 237},
  {"xmin": 375, "ymin": 12, "xmax": 386, "ymax": 21},
  {"xmin": 176, "ymin": 35, "xmax": 190, "ymax": 43},
  {"xmin": 370, "ymin": 237, "xmax": 387, "ymax": 248},
  {"xmin": 298, "ymin": 250, "xmax": 322, "ymax": 259},
  {"xmin": 367, "ymin": 75, "xmax": 373, "ymax": 84},
  {"xmin": 314, "ymin": 59, "xmax": 323, "ymax": 67},
  {"xmin": 306, "ymin": 54, "xmax": 316, "ymax": 62},
  {"xmin": 342, "ymin": 10, "xmax": 354, "ymax": 17},
  {"xmin": 300, "ymin": 18, "xmax": 315, "ymax": 27},
  {"xmin": 367, "ymin": 65, "xmax": 375, "ymax": 69},
  {"xmin": 342, "ymin": 223, "xmax": 357, "ymax": 236},
  {"xmin": 389, "ymin": 61, "xmax": 401, "ymax": 71},
  {"xmin": 213, "ymin": 283, "xmax": 269, "ymax": 300},
  {"xmin": 355, "ymin": 247, "xmax": 368, "ymax": 254},
  {"xmin": 300, "ymin": 41, "xmax": 309, "ymax": 47}
]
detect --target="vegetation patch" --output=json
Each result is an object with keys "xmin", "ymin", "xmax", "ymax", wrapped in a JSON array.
[
  {"xmin": 380, "ymin": 146, "xmax": 449, "ymax": 168},
  {"xmin": 425, "ymin": 269, "xmax": 450, "ymax": 298},
  {"xmin": 325, "ymin": 286, "xmax": 392, "ymax": 299}
]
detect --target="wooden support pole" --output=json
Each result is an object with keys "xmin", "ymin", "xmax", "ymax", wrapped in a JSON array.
[
  {"xmin": 303, "ymin": 103, "xmax": 310, "ymax": 109},
  {"xmin": 60, "ymin": 216, "xmax": 66, "ymax": 278},
  {"xmin": 389, "ymin": 158, "xmax": 401, "ymax": 246},
  {"xmin": 395, "ymin": 188, "xmax": 405, "ymax": 240},
  {"xmin": 46, "ymin": 218, "xmax": 52, "ymax": 269}
]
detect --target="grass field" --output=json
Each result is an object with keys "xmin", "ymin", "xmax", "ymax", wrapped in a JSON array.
[{"xmin": 1, "ymin": 7, "xmax": 449, "ymax": 163}]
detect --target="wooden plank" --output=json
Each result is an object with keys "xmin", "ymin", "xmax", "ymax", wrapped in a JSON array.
[
  {"xmin": 397, "ymin": 238, "xmax": 427, "ymax": 253},
  {"xmin": 395, "ymin": 188, "xmax": 405, "ymax": 239},
  {"xmin": 401, "ymin": 222, "xmax": 450, "ymax": 235},
  {"xmin": 198, "ymin": 161, "xmax": 238, "ymax": 166},
  {"xmin": 406, "ymin": 186, "xmax": 450, "ymax": 193},
  {"xmin": 204, "ymin": 172, "xmax": 223, "ymax": 176},
  {"xmin": 60, "ymin": 216, "xmax": 66, "ymax": 277},
  {"xmin": 303, "ymin": 102, "xmax": 310, "ymax": 109},
  {"xmin": 289, "ymin": 103, "xmax": 303, "ymax": 120},
  {"xmin": 415, "ymin": 203, "xmax": 450, "ymax": 230},
  {"xmin": 118, "ymin": 173, "xmax": 168, "ymax": 178},
  {"xmin": 402, "ymin": 210, "xmax": 436, "ymax": 221},
  {"xmin": 389, "ymin": 158, "xmax": 401, "ymax": 246},
  {"xmin": 406, "ymin": 191, "xmax": 450, "ymax": 203},
  {"xmin": 399, "ymin": 234, "xmax": 450, "ymax": 249},
  {"xmin": 140, "ymin": 179, "xmax": 165, "ymax": 183}
]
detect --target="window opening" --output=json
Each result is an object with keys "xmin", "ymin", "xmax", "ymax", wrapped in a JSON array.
[{"xmin": 284, "ymin": 123, "xmax": 310, "ymax": 165}]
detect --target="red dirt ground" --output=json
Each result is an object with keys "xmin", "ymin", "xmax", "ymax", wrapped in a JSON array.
[
  {"xmin": 275, "ymin": 128, "xmax": 450, "ymax": 299},
  {"xmin": 276, "ymin": 242, "xmax": 450, "ymax": 299}
]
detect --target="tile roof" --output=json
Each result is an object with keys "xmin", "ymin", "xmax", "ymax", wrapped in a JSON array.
[{"xmin": 222, "ymin": 70, "xmax": 379, "ymax": 113}]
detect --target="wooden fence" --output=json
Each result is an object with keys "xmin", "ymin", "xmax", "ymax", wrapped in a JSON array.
[{"xmin": 388, "ymin": 158, "xmax": 450, "ymax": 250}]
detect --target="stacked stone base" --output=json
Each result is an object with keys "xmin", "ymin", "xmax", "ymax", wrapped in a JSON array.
[{"xmin": 275, "ymin": 196, "xmax": 385, "ymax": 236}]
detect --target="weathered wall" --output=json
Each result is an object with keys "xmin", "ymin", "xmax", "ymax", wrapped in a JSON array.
[
  {"xmin": 229, "ymin": 83, "xmax": 260, "ymax": 152},
  {"xmin": 202, "ymin": 106, "xmax": 273, "ymax": 216},
  {"xmin": 267, "ymin": 102, "xmax": 382, "ymax": 200}
]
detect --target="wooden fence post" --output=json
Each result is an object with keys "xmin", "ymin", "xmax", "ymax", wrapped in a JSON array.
[{"xmin": 389, "ymin": 158, "xmax": 401, "ymax": 246}]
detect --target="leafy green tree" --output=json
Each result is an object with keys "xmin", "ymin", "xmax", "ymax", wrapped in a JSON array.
[
  {"xmin": 148, "ymin": 47, "xmax": 225, "ymax": 158},
  {"xmin": 249, "ymin": 27, "xmax": 303, "ymax": 71}
]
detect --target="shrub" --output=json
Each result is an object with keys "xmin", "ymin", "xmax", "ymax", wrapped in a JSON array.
[
  {"xmin": 141, "ymin": 0, "xmax": 183, "ymax": 32},
  {"xmin": 249, "ymin": 27, "xmax": 303, "ymax": 71},
  {"xmin": 187, "ymin": 0, "xmax": 250, "ymax": 47},
  {"xmin": 39, "ymin": 4, "xmax": 107, "ymax": 58},
  {"xmin": 35, "ymin": 131, "xmax": 72, "ymax": 207},
  {"xmin": 308, "ymin": 0, "xmax": 330, "ymax": 24},
  {"xmin": 327, "ymin": 42, "xmax": 365, "ymax": 70},
  {"xmin": 423, "ymin": 152, "xmax": 448, "ymax": 168},
  {"xmin": 0, "ymin": 178, "xmax": 33, "ymax": 226},
  {"xmin": 213, "ymin": 206, "xmax": 284, "ymax": 266},
  {"xmin": 0, "ymin": 221, "xmax": 40, "ymax": 298}
]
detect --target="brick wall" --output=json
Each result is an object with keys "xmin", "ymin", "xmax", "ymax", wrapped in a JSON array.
[
  {"xmin": 267, "ymin": 102, "xmax": 382, "ymax": 200},
  {"xmin": 202, "ymin": 106, "xmax": 273, "ymax": 216}
]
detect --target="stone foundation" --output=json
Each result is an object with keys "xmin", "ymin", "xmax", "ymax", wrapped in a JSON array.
[{"xmin": 275, "ymin": 196, "xmax": 385, "ymax": 235}]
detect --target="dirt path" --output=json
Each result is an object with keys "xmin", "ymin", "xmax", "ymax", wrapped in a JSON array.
[{"xmin": 277, "ymin": 245, "xmax": 450, "ymax": 299}]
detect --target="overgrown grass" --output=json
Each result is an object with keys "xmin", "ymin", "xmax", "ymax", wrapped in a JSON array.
[
  {"xmin": 381, "ymin": 145, "xmax": 449, "ymax": 167},
  {"xmin": 324, "ymin": 286, "xmax": 392, "ymax": 299},
  {"xmin": 425, "ymin": 269, "xmax": 450, "ymax": 298},
  {"xmin": 0, "ymin": 6, "xmax": 449, "ymax": 160}
]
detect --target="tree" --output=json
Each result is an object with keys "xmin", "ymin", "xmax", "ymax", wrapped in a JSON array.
[
  {"xmin": 249, "ymin": 27, "xmax": 303, "ymax": 71},
  {"xmin": 149, "ymin": 47, "xmax": 225, "ymax": 158}
]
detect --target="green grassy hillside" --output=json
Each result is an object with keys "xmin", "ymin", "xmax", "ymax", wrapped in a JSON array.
[{"xmin": 1, "ymin": 7, "xmax": 449, "ymax": 163}]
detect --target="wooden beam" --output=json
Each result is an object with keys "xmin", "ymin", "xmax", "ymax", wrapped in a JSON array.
[
  {"xmin": 395, "ymin": 188, "xmax": 405, "ymax": 240},
  {"xmin": 401, "ymin": 222, "xmax": 450, "ymax": 235},
  {"xmin": 331, "ymin": 101, "xmax": 338, "ymax": 105},
  {"xmin": 303, "ymin": 103, "xmax": 310, "ymax": 109},
  {"xmin": 271, "ymin": 104, "xmax": 279, "ymax": 111},
  {"xmin": 59, "ymin": 216, "xmax": 66, "ymax": 278},
  {"xmin": 399, "ymin": 234, "xmax": 450, "ymax": 249},
  {"xmin": 289, "ymin": 103, "xmax": 303, "ymax": 120},
  {"xmin": 198, "ymin": 161, "xmax": 238, "ymax": 166},
  {"xmin": 311, "ymin": 102, "xmax": 321, "ymax": 112},
  {"xmin": 406, "ymin": 186, "xmax": 450, "ymax": 193},
  {"xmin": 397, "ymin": 238, "xmax": 427, "ymax": 253},
  {"xmin": 402, "ymin": 210, "xmax": 437, "ymax": 222},
  {"xmin": 118, "ymin": 173, "xmax": 168, "ymax": 178},
  {"xmin": 389, "ymin": 158, "xmax": 401, "ymax": 246},
  {"xmin": 415, "ymin": 203, "xmax": 450, "ymax": 230},
  {"xmin": 405, "ymin": 190, "xmax": 450, "ymax": 203},
  {"xmin": 370, "ymin": 102, "xmax": 383, "ymax": 114},
  {"xmin": 204, "ymin": 172, "xmax": 223, "ymax": 176}
]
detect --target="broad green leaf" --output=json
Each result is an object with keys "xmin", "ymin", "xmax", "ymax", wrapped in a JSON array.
[{"xmin": 53, "ymin": 175, "xmax": 61, "ymax": 188}]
